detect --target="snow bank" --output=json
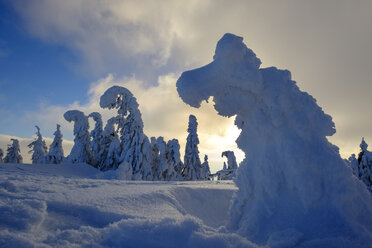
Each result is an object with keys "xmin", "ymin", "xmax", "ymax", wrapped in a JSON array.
[
  {"xmin": 0, "ymin": 163, "xmax": 258, "ymax": 247},
  {"xmin": 177, "ymin": 33, "xmax": 372, "ymax": 246}
]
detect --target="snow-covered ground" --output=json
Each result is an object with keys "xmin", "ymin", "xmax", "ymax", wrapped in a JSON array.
[{"xmin": 0, "ymin": 163, "xmax": 258, "ymax": 248}]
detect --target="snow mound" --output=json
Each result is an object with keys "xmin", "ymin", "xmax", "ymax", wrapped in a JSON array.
[
  {"xmin": 0, "ymin": 163, "xmax": 259, "ymax": 247},
  {"xmin": 177, "ymin": 33, "xmax": 372, "ymax": 246}
]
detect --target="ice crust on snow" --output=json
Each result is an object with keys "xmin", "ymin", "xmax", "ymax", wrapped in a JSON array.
[{"xmin": 177, "ymin": 33, "xmax": 372, "ymax": 246}]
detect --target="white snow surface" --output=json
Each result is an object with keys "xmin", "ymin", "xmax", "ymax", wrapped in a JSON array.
[
  {"xmin": 0, "ymin": 163, "xmax": 261, "ymax": 248},
  {"xmin": 177, "ymin": 33, "xmax": 372, "ymax": 246}
]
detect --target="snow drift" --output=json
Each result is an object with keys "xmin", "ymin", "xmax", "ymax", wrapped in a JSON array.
[
  {"xmin": 177, "ymin": 33, "xmax": 372, "ymax": 246},
  {"xmin": 0, "ymin": 163, "xmax": 255, "ymax": 248}
]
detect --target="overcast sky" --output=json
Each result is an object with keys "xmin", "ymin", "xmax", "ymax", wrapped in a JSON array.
[{"xmin": 1, "ymin": 0, "xmax": 371, "ymax": 171}]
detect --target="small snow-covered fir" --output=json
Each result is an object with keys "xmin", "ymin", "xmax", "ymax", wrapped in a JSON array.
[
  {"xmin": 44, "ymin": 124, "xmax": 64, "ymax": 164},
  {"xmin": 4, "ymin": 138, "xmax": 23, "ymax": 164},
  {"xmin": 28, "ymin": 125, "xmax": 48, "ymax": 164}
]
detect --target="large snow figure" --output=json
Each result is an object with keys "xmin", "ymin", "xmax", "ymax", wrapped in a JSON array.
[
  {"xmin": 100, "ymin": 86, "xmax": 152, "ymax": 180},
  {"xmin": 4, "ymin": 139, "xmax": 23, "ymax": 164},
  {"xmin": 64, "ymin": 110, "xmax": 92, "ymax": 164},
  {"xmin": 183, "ymin": 115, "xmax": 202, "ymax": 180},
  {"xmin": 28, "ymin": 126, "xmax": 48, "ymax": 164},
  {"xmin": 88, "ymin": 112, "xmax": 104, "ymax": 167},
  {"xmin": 44, "ymin": 124, "xmax": 64, "ymax": 164},
  {"xmin": 177, "ymin": 33, "xmax": 372, "ymax": 246}
]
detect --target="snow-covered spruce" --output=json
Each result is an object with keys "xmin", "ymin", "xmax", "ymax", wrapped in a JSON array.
[
  {"xmin": 349, "ymin": 138, "xmax": 372, "ymax": 192},
  {"xmin": 200, "ymin": 155, "xmax": 211, "ymax": 180},
  {"xmin": 100, "ymin": 86, "xmax": 152, "ymax": 180},
  {"xmin": 216, "ymin": 151, "xmax": 238, "ymax": 180},
  {"xmin": 177, "ymin": 33, "xmax": 372, "ymax": 246},
  {"xmin": 166, "ymin": 139, "xmax": 184, "ymax": 180},
  {"xmin": 151, "ymin": 137, "xmax": 167, "ymax": 180},
  {"xmin": 151, "ymin": 137, "xmax": 177, "ymax": 181},
  {"xmin": 183, "ymin": 115, "xmax": 202, "ymax": 180},
  {"xmin": 97, "ymin": 117, "xmax": 121, "ymax": 171},
  {"xmin": 28, "ymin": 126, "xmax": 48, "ymax": 164},
  {"xmin": 64, "ymin": 110, "xmax": 92, "ymax": 164},
  {"xmin": 88, "ymin": 112, "xmax": 104, "ymax": 168},
  {"xmin": 0, "ymin": 148, "xmax": 3, "ymax": 163},
  {"xmin": 4, "ymin": 139, "xmax": 23, "ymax": 164},
  {"xmin": 44, "ymin": 124, "xmax": 64, "ymax": 164},
  {"xmin": 221, "ymin": 151, "xmax": 238, "ymax": 170}
]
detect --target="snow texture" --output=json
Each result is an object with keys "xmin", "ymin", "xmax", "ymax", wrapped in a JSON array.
[
  {"xmin": 89, "ymin": 112, "xmax": 104, "ymax": 168},
  {"xmin": 183, "ymin": 115, "xmax": 202, "ymax": 180},
  {"xmin": 0, "ymin": 163, "xmax": 259, "ymax": 248},
  {"xmin": 100, "ymin": 86, "xmax": 152, "ymax": 180},
  {"xmin": 177, "ymin": 33, "xmax": 372, "ymax": 246},
  {"xmin": 28, "ymin": 125, "xmax": 48, "ymax": 164},
  {"xmin": 4, "ymin": 139, "xmax": 23, "ymax": 164},
  {"xmin": 349, "ymin": 138, "xmax": 372, "ymax": 192},
  {"xmin": 64, "ymin": 110, "xmax": 92, "ymax": 164},
  {"xmin": 44, "ymin": 124, "xmax": 64, "ymax": 164}
]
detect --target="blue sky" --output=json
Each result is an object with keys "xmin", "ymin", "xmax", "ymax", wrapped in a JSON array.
[
  {"xmin": 1, "ymin": 0, "xmax": 372, "ymax": 168},
  {"xmin": 0, "ymin": 1, "xmax": 91, "ymax": 137}
]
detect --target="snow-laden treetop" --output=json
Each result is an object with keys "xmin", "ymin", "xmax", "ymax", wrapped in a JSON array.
[
  {"xmin": 100, "ymin": 86, "xmax": 142, "ymax": 120},
  {"xmin": 360, "ymin": 137, "xmax": 368, "ymax": 151}
]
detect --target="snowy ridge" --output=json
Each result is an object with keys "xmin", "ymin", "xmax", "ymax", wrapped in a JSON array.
[{"xmin": 0, "ymin": 163, "xmax": 256, "ymax": 248}]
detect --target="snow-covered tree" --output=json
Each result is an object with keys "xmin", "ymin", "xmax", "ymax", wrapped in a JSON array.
[
  {"xmin": 64, "ymin": 110, "xmax": 92, "ymax": 164},
  {"xmin": 100, "ymin": 86, "xmax": 152, "ymax": 180},
  {"xmin": 151, "ymin": 137, "xmax": 177, "ymax": 181},
  {"xmin": 28, "ymin": 126, "xmax": 48, "ymax": 164},
  {"xmin": 0, "ymin": 148, "xmax": 3, "ymax": 163},
  {"xmin": 183, "ymin": 115, "xmax": 202, "ymax": 180},
  {"xmin": 221, "ymin": 151, "xmax": 238, "ymax": 170},
  {"xmin": 4, "ymin": 139, "xmax": 23, "ymax": 164},
  {"xmin": 151, "ymin": 137, "xmax": 168, "ymax": 180},
  {"xmin": 98, "ymin": 117, "xmax": 121, "ymax": 171},
  {"xmin": 200, "ymin": 155, "xmax": 211, "ymax": 180},
  {"xmin": 88, "ymin": 112, "xmax": 104, "ymax": 167},
  {"xmin": 44, "ymin": 124, "xmax": 64, "ymax": 164},
  {"xmin": 166, "ymin": 139, "xmax": 184, "ymax": 180},
  {"xmin": 349, "ymin": 138, "xmax": 372, "ymax": 192},
  {"xmin": 216, "ymin": 151, "xmax": 237, "ymax": 180}
]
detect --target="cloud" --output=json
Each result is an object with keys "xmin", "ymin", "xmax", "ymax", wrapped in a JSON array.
[
  {"xmin": 23, "ymin": 74, "xmax": 244, "ymax": 172},
  {"xmin": 7, "ymin": 0, "xmax": 372, "ymax": 162}
]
